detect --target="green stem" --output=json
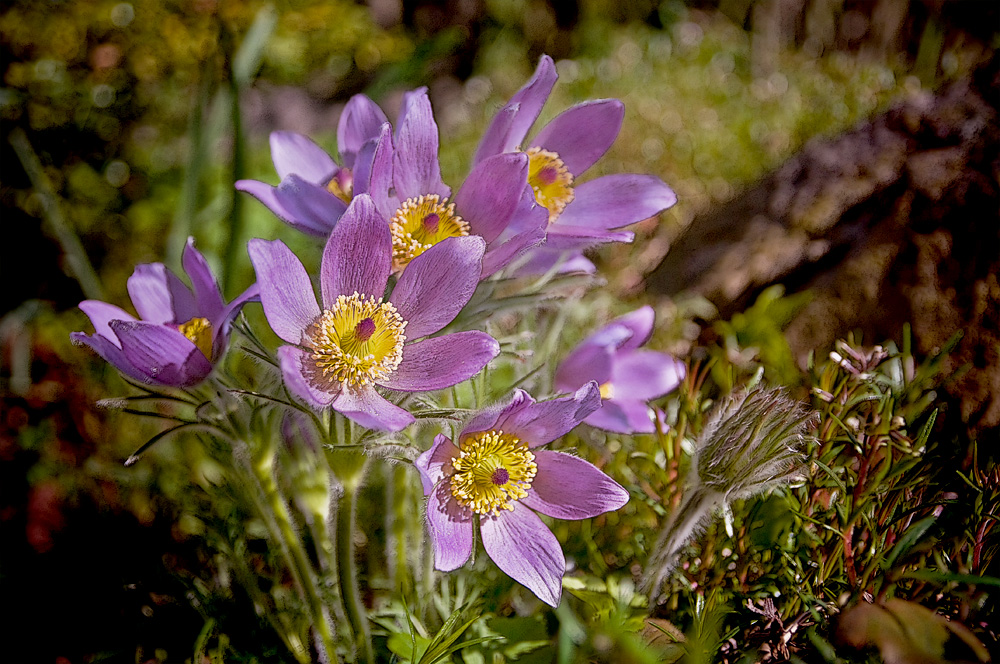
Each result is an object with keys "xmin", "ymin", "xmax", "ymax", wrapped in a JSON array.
[
  {"xmin": 250, "ymin": 451, "xmax": 339, "ymax": 662},
  {"xmin": 337, "ymin": 479, "xmax": 375, "ymax": 664}
]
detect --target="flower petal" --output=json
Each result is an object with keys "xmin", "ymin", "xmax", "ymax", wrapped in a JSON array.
[
  {"xmin": 389, "ymin": 236, "xmax": 485, "ymax": 338},
  {"xmin": 608, "ymin": 306, "xmax": 655, "ymax": 350},
  {"xmin": 70, "ymin": 331, "xmax": 148, "ymax": 383},
  {"xmin": 380, "ymin": 331, "xmax": 499, "ymax": 392},
  {"xmin": 333, "ymin": 386, "xmax": 415, "ymax": 432},
  {"xmin": 415, "ymin": 433, "xmax": 459, "ymax": 493},
  {"xmin": 522, "ymin": 450, "xmax": 629, "ymax": 519},
  {"xmin": 610, "ymin": 350, "xmax": 685, "ymax": 401},
  {"xmin": 533, "ymin": 99, "xmax": 624, "ymax": 176},
  {"xmin": 247, "ymin": 238, "xmax": 320, "ymax": 344},
  {"xmin": 455, "ymin": 153, "xmax": 529, "ymax": 243},
  {"xmin": 426, "ymin": 480, "xmax": 474, "ymax": 572},
  {"xmin": 182, "ymin": 238, "xmax": 225, "ymax": 321},
  {"xmin": 352, "ymin": 122, "xmax": 393, "ymax": 205},
  {"xmin": 553, "ymin": 342, "xmax": 614, "ymax": 393},
  {"xmin": 509, "ymin": 248, "xmax": 596, "ymax": 277},
  {"xmin": 110, "ymin": 320, "xmax": 213, "ymax": 386},
  {"xmin": 501, "ymin": 382, "xmax": 602, "ymax": 448},
  {"xmin": 277, "ymin": 345, "xmax": 339, "ymax": 409},
  {"xmin": 481, "ymin": 504, "xmax": 565, "ymax": 607},
  {"xmin": 584, "ymin": 399, "xmax": 656, "ymax": 434},
  {"xmin": 235, "ymin": 179, "xmax": 331, "ymax": 236},
  {"xmin": 337, "ymin": 94, "xmax": 389, "ymax": 169},
  {"xmin": 557, "ymin": 174, "xmax": 677, "ymax": 230},
  {"xmin": 270, "ymin": 131, "xmax": 336, "ymax": 183},
  {"xmin": 211, "ymin": 282, "xmax": 261, "ymax": 357},
  {"xmin": 393, "ymin": 88, "xmax": 449, "ymax": 200},
  {"xmin": 320, "ymin": 194, "xmax": 391, "ymax": 307},
  {"xmin": 462, "ymin": 389, "xmax": 532, "ymax": 440},
  {"xmin": 544, "ymin": 223, "xmax": 635, "ymax": 248},
  {"xmin": 481, "ymin": 223, "xmax": 546, "ymax": 278},
  {"xmin": 474, "ymin": 55, "xmax": 557, "ymax": 163},
  {"xmin": 127, "ymin": 262, "xmax": 196, "ymax": 325},
  {"xmin": 78, "ymin": 300, "xmax": 135, "ymax": 344},
  {"xmin": 273, "ymin": 174, "xmax": 348, "ymax": 236}
]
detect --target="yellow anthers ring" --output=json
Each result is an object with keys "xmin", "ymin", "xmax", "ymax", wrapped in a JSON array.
[
  {"xmin": 599, "ymin": 382, "xmax": 615, "ymax": 399},
  {"xmin": 526, "ymin": 147, "xmax": 575, "ymax": 223},
  {"xmin": 303, "ymin": 292, "xmax": 406, "ymax": 389},
  {"xmin": 450, "ymin": 430, "xmax": 537, "ymax": 516},
  {"xmin": 177, "ymin": 317, "xmax": 213, "ymax": 360},
  {"xmin": 390, "ymin": 194, "xmax": 470, "ymax": 272},
  {"xmin": 326, "ymin": 175, "xmax": 353, "ymax": 204}
]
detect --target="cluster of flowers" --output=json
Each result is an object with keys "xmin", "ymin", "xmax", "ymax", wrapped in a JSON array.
[{"xmin": 73, "ymin": 56, "xmax": 685, "ymax": 607}]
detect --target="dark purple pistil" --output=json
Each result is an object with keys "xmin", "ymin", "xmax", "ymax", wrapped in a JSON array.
[
  {"xmin": 491, "ymin": 467, "xmax": 510, "ymax": 486},
  {"xmin": 354, "ymin": 317, "xmax": 376, "ymax": 341},
  {"xmin": 537, "ymin": 167, "xmax": 557, "ymax": 186},
  {"xmin": 422, "ymin": 213, "xmax": 440, "ymax": 233}
]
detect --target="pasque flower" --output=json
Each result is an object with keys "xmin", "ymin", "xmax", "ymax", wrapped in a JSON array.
[
  {"xmin": 474, "ymin": 55, "xmax": 677, "ymax": 259},
  {"xmin": 236, "ymin": 94, "xmax": 389, "ymax": 236},
  {"xmin": 554, "ymin": 306, "xmax": 685, "ymax": 434},
  {"xmin": 71, "ymin": 238, "xmax": 259, "ymax": 387},
  {"xmin": 415, "ymin": 384, "xmax": 630, "ymax": 606},
  {"xmin": 366, "ymin": 88, "xmax": 547, "ymax": 277},
  {"xmin": 249, "ymin": 193, "xmax": 499, "ymax": 432}
]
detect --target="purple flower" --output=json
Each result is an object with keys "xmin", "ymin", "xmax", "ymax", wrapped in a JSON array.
[
  {"xmin": 248, "ymin": 193, "xmax": 499, "ymax": 432},
  {"xmin": 366, "ymin": 88, "xmax": 547, "ymax": 277},
  {"xmin": 474, "ymin": 55, "xmax": 677, "ymax": 253},
  {"xmin": 554, "ymin": 306, "xmax": 685, "ymax": 434},
  {"xmin": 71, "ymin": 238, "xmax": 259, "ymax": 387},
  {"xmin": 236, "ymin": 94, "xmax": 389, "ymax": 236},
  {"xmin": 415, "ymin": 384, "xmax": 630, "ymax": 607}
]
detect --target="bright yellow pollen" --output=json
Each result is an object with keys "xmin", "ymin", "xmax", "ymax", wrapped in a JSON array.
[
  {"xmin": 177, "ymin": 317, "xmax": 213, "ymax": 360},
  {"xmin": 389, "ymin": 194, "xmax": 470, "ymax": 272},
  {"xmin": 326, "ymin": 173, "xmax": 353, "ymax": 204},
  {"xmin": 599, "ymin": 382, "xmax": 615, "ymax": 399},
  {"xmin": 303, "ymin": 292, "xmax": 406, "ymax": 389},
  {"xmin": 450, "ymin": 430, "xmax": 537, "ymax": 516},
  {"xmin": 526, "ymin": 147, "xmax": 575, "ymax": 223}
]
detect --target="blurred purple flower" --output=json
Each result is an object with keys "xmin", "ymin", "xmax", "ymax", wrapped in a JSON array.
[
  {"xmin": 415, "ymin": 384, "xmax": 630, "ymax": 607},
  {"xmin": 366, "ymin": 88, "xmax": 547, "ymax": 277},
  {"xmin": 248, "ymin": 193, "xmax": 499, "ymax": 432},
  {"xmin": 555, "ymin": 306, "xmax": 685, "ymax": 434},
  {"xmin": 475, "ymin": 55, "xmax": 677, "ymax": 260},
  {"xmin": 71, "ymin": 238, "xmax": 259, "ymax": 387},
  {"xmin": 236, "ymin": 94, "xmax": 389, "ymax": 236}
]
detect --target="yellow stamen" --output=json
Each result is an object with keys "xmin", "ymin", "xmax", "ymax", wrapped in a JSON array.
[
  {"xmin": 303, "ymin": 292, "xmax": 406, "ymax": 389},
  {"xmin": 177, "ymin": 317, "xmax": 213, "ymax": 360},
  {"xmin": 526, "ymin": 147, "xmax": 574, "ymax": 223},
  {"xmin": 326, "ymin": 171, "xmax": 353, "ymax": 203},
  {"xmin": 599, "ymin": 382, "xmax": 615, "ymax": 399},
  {"xmin": 389, "ymin": 194, "xmax": 470, "ymax": 272},
  {"xmin": 450, "ymin": 430, "xmax": 537, "ymax": 516}
]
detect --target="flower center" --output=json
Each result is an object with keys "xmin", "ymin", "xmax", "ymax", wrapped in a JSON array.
[
  {"xmin": 389, "ymin": 194, "xmax": 470, "ymax": 272},
  {"xmin": 302, "ymin": 292, "xmax": 406, "ymax": 389},
  {"xmin": 526, "ymin": 147, "xmax": 574, "ymax": 224},
  {"xmin": 326, "ymin": 169, "xmax": 354, "ymax": 203},
  {"xmin": 599, "ymin": 381, "xmax": 615, "ymax": 399},
  {"xmin": 450, "ymin": 430, "xmax": 537, "ymax": 516},
  {"xmin": 177, "ymin": 317, "xmax": 213, "ymax": 360}
]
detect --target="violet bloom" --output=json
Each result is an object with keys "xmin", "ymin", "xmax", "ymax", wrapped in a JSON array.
[
  {"xmin": 554, "ymin": 306, "xmax": 685, "ymax": 434},
  {"xmin": 248, "ymin": 193, "xmax": 499, "ymax": 432},
  {"xmin": 71, "ymin": 238, "xmax": 259, "ymax": 387},
  {"xmin": 367, "ymin": 88, "xmax": 547, "ymax": 277},
  {"xmin": 236, "ymin": 94, "xmax": 389, "ymax": 236},
  {"xmin": 415, "ymin": 384, "xmax": 630, "ymax": 607},
  {"xmin": 474, "ymin": 55, "xmax": 677, "ymax": 255}
]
